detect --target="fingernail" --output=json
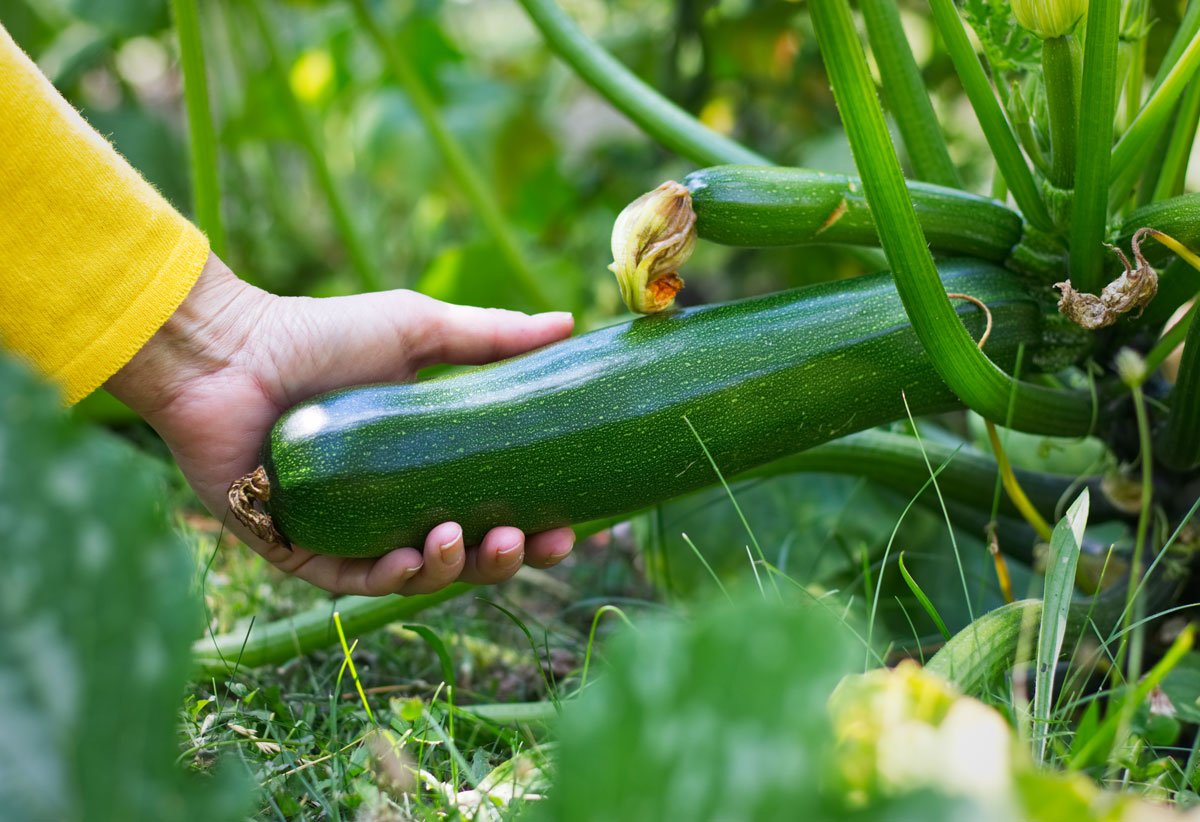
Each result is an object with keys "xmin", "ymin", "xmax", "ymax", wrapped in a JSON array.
[
  {"xmin": 535, "ymin": 311, "xmax": 573, "ymax": 322},
  {"xmin": 547, "ymin": 544, "xmax": 573, "ymax": 564},
  {"xmin": 400, "ymin": 562, "xmax": 423, "ymax": 581},
  {"xmin": 439, "ymin": 527, "xmax": 463, "ymax": 558},
  {"xmin": 496, "ymin": 541, "xmax": 523, "ymax": 563}
]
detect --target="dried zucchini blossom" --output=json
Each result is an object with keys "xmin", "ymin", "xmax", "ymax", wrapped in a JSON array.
[
  {"xmin": 1056, "ymin": 227, "xmax": 1159, "ymax": 330},
  {"xmin": 608, "ymin": 181, "xmax": 697, "ymax": 314}
]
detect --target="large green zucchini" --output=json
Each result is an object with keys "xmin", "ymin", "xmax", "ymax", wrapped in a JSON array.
[
  {"xmin": 684, "ymin": 165, "xmax": 1023, "ymax": 262},
  {"xmin": 239, "ymin": 260, "xmax": 1045, "ymax": 557}
]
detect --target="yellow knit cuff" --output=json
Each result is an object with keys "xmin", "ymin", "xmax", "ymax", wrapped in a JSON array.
[{"xmin": 56, "ymin": 227, "xmax": 210, "ymax": 405}]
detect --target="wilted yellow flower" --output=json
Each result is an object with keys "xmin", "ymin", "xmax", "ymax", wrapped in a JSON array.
[
  {"xmin": 608, "ymin": 181, "xmax": 697, "ymax": 314},
  {"xmin": 1011, "ymin": 0, "xmax": 1088, "ymax": 39}
]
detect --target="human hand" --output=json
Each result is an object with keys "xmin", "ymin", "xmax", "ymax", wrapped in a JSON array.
[{"xmin": 106, "ymin": 253, "xmax": 577, "ymax": 595}]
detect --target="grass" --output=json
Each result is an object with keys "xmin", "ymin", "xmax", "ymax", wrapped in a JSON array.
[{"xmin": 179, "ymin": 446, "xmax": 1200, "ymax": 817}]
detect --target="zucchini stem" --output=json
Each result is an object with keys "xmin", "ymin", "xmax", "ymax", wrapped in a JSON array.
[
  {"xmin": 515, "ymin": 0, "xmax": 768, "ymax": 167},
  {"xmin": 860, "ymin": 0, "xmax": 961, "ymax": 188},
  {"xmin": 926, "ymin": 0, "xmax": 1053, "ymax": 231},
  {"xmin": 808, "ymin": 0, "xmax": 1095, "ymax": 436},
  {"xmin": 228, "ymin": 466, "xmax": 287, "ymax": 546},
  {"xmin": 1069, "ymin": 0, "xmax": 1122, "ymax": 294},
  {"xmin": 1042, "ymin": 35, "xmax": 1079, "ymax": 190}
]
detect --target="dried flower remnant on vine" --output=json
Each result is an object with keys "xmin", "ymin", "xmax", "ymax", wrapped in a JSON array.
[
  {"xmin": 1011, "ymin": 0, "xmax": 1088, "ymax": 39},
  {"xmin": 608, "ymin": 181, "xmax": 697, "ymax": 314},
  {"xmin": 1056, "ymin": 228, "xmax": 1159, "ymax": 330}
]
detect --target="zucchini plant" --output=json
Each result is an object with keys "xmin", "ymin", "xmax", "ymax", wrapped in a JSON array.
[{"xmin": 210, "ymin": 0, "xmax": 1200, "ymax": 724}]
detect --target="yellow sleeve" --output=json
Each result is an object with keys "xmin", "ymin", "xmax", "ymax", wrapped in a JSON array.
[{"xmin": 0, "ymin": 23, "xmax": 210, "ymax": 405}]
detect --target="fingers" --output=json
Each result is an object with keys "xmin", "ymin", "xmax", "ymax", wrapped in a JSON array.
[
  {"xmin": 250, "ymin": 540, "xmax": 427, "ymax": 597},
  {"xmin": 457, "ymin": 526, "xmax": 527, "ymax": 585},
  {"xmin": 524, "ymin": 527, "xmax": 576, "ymax": 569},
  {"xmin": 393, "ymin": 522, "xmax": 467, "ymax": 595},
  {"xmin": 405, "ymin": 295, "xmax": 574, "ymax": 369},
  {"xmin": 244, "ymin": 519, "xmax": 574, "ymax": 597}
]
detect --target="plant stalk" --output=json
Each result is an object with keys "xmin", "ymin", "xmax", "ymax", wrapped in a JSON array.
[
  {"xmin": 514, "ymin": 0, "xmax": 768, "ymax": 167},
  {"xmin": 926, "ymin": 0, "xmax": 1052, "ymax": 231},
  {"xmin": 1151, "ymin": 80, "xmax": 1200, "ymax": 202},
  {"xmin": 1042, "ymin": 35, "xmax": 1078, "ymax": 189},
  {"xmin": 808, "ymin": 0, "xmax": 1093, "ymax": 436},
  {"xmin": 170, "ymin": 0, "xmax": 226, "ymax": 256},
  {"xmin": 246, "ymin": 0, "xmax": 382, "ymax": 292},
  {"xmin": 1069, "ymin": 0, "xmax": 1122, "ymax": 294},
  {"xmin": 860, "ymin": 0, "xmax": 961, "ymax": 188},
  {"xmin": 1160, "ymin": 313, "xmax": 1200, "ymax": 470},
  {"xmin": 1110, "ymin": 27, "xmax": 1200, "ymax": 210},
  {"xmin": 349, "ymin": 0, "xmax": 554, "ymax": 312}
]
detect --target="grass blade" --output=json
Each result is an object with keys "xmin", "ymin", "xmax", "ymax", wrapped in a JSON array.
[
  {"xmin": 1069, "ymin": 623, "xmax": 1195, "ymax": 770},
  {"xmin": 1033, "ymin": 489, "xmax": 1089, "ymax": 763},
  {"xmin": 897, "ymin": 552, "xmax": 951, "ymax": 641}
]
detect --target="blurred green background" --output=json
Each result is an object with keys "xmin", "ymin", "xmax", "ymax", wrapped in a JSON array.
[{"xmin": 5, "ymin": 0, "xmax": 974, "ymax": 320}]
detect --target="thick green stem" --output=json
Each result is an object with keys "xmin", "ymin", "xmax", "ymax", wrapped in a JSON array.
[
  {"xmin": 1069, "ymin": 0, "xmax": 1122, "ymax": 294},
  {"xmin": 170, "ymin": 0, "xmax": 225, "ymax": 256},
  {"xmin": 807, "ymin": 0, "xmax": 1093, "ymax": 436},
  {"xmin": 1145, "ymin": 300, "xmax": 1196, "ymax": 377},
  {"xmin": 745, "ymin": 429, "xmax": 1118, "ymax": 524},
  {"xmin": 246, "ymin": 0, "xmax": 381, "ymax": 292},
  {"xmin": 192, "ymin": 584, "xmax": 468, "ymax": 677},
  {"xmin": 926, "ymin": 0, "xmax": 1052, "ymax": 231},
  {"xmin": 1042, "ymin": 36, "xmax": 1078, "ymax": 189},
  {"xmin": 514, "ymin": 0, "xmax": 768, "ymax": 167},
  {"xmin": 860, "ymin": 0, "xmax": 961, "ymax": 187},
  {"xmin": 349, "ymin": 0, "xmax": 553, "ymax": 312},
  {"xmin": 1160, "ymin": 314, "xmax": 1200, "ymax": 471},
  {"xmin": 1110, "ymin": 28, "xmax": 1200, "ymax": 209}
]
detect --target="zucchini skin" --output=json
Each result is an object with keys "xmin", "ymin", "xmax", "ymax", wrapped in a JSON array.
[
  {"xmin": 684, "ymin": 165, "xmax": 1023, "ymax": 262},
  {"xmin": 264, "ymin": 260, "xmax": 1042, "ymax": 557}
]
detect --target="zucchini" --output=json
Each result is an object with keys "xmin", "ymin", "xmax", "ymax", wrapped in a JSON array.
[
  {"xmin": 233, "ymin": 260, "xmax": 1045, "ymax": 557},
  {"xmin": 684, "ymin": 165, "xmax": 1023, "ymax": 262}
]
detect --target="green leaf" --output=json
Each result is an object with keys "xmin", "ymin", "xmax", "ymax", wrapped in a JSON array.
[
  {"xmin": 898, "ymin": 552, "xmax": 952, "ymax": 641},
  {"xmin": 961, "ymin": 0, "xmax": 1041, "ymax": 73},
  {"xmin": 0, "ymin": 356, "xmax": 251, "ymax": 819},
  {"xmin": 1032, "ymin": 489, "xmax": 1088, "ymax": 763},
  {"xmin": 538, "ymin": 599, "xmax": 828, "ymax": 817},
  {"xmin": 538, "ymin": 596, "xmax": 968, "ymax": 819}
]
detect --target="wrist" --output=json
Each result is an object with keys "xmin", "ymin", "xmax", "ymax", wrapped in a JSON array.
[{"xmin": 105, "ymin": 252, "xmax": 271, "ymax": 422}]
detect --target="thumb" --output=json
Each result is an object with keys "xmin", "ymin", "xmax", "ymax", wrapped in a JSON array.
[{"xmin": 404, "ymin": 295, "xmax": 575, "ymax": 368}]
